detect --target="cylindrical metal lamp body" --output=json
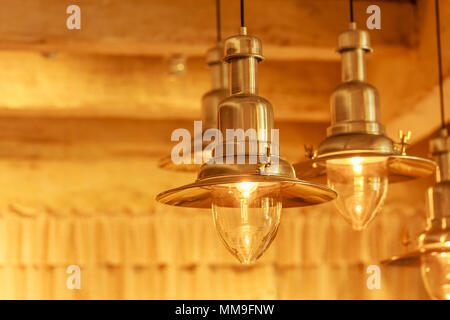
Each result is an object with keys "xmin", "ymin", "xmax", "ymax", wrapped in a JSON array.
[
  {"xmin": 217, "ymin": 27, "xmax": 275, "ymax": 157},
  {"xmin": 319, "ymin": 23, "xmax": 393, "ymax": 156},
  {"xmin": 202, "ymin": 45, "xmax": 229, "ymax": 130},
  {"xmin": 229, "ymin": 57, "xmax": 258, "ymax": 95}
]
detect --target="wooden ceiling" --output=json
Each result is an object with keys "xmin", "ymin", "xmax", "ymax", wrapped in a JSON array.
[{"xmin": 0, "ymin": 0, "xmax": 448, "ymax": 144}]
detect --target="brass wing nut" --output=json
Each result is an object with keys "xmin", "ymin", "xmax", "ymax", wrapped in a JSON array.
[
  {"xmin": 257, "ymin": 146, "xmax": 272, "ymax": 173},
  {"xmin": 304, "ymin": 144, "xmax": 318, "ymax": 160},
  {"xmin": 394, "ymin": 130, "xmax": 412, "ymax": 156}
]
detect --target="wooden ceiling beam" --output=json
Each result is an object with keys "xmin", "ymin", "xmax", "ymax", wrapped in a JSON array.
[
  {"xmin": 0, "ymin": 51, "xmax": 341, "ymax": 122},
  {"xmin": 0, "ymin": 0, "xmax": 417, "ymax": 61},
  {"xmin": 0, "ymin": 116, "xmax": 327, "ymax": 162}
]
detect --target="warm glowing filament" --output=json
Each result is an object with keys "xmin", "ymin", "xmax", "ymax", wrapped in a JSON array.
[
  {"xmin": 350, "ymin": 157, "xmax": 364, "ymax": 173},
  {"xmin": 237, "ymin": 182, "xmax": 258, "ymax": 224},
  {"xmin": 237, "ymin": 182, "xmax": 258, "ymax": 199}
]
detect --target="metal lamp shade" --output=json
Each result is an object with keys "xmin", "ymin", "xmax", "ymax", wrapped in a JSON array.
[
  {"xmin": 294, "ymin": 154, "xmax": 436, "ymax": 184},
  {"xmin": 294, "ymin": 23, "xmax": 436, "ymax": 183},
  {"xmin": 158, "ymin": 45, "xmax": 228, "ymax": 172},
  {"xmin": 156, "ymin": 155, "xmax": 336, "ymax": 208},
  {"xmin": 156, "ymin": 27, "xmax": 337, "ymax": 209},
  {"xmin": 383, "ymin": 129, "xmax": 450, "ymax": 266}
]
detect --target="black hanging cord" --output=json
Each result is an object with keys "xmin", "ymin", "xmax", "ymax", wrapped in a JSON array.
[
  {"xmin": 240, "ymin": 0, "xmax": 245, "ymax": 27},
  {"xmin": 350, "ymin": 0, "xmax": 354, "ymax": 23},
  {"xmin": 435, "ymin": 0, "xmax": 446, "ymax": 128},
  {"xmin": 216, "ymin": 0, "xmax": 221, "ymax": 41}
]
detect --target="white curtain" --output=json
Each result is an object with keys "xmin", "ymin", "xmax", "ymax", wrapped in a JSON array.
[{"xmin": 0, "ymin": 202, "xmax": 429, "ymax": 299}]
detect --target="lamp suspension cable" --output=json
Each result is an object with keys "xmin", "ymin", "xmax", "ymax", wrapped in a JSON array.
[
  {"xmin": 435, "ymin": 0, "xmax": 446, "ymax": 129},
  {"xmin": 349, "ymin": 0, "xmax": 354, "ymax": 23},
  {"xmin": 216, "ymin": 0, "xmax": 222, "ymax": 41},
  {"xmin": 240, "ymin": 0, "xmax": 245, "ymax": 27}
]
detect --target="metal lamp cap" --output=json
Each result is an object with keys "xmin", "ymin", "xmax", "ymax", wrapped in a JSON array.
[
  {"xmin": 430, "ymin": 128, "xmax": 450, "ymax": 182},
  {"xmin": 206, "ymin": 44, "xmax": 223, "ymax": 66},
  {"xmin": 337, "ymin": 22, "xmax": 372, "ymax": 53},
  {"xmin": 418, "ymin": 226, "xmax": 450, "ymax": 252},
  {"xmin": 430, "ymin": 128, "xmax": 449, "ymax": 155},
  {"xmin": 223, "ymin": 27, "xmax": 264, "ymax": 62}
]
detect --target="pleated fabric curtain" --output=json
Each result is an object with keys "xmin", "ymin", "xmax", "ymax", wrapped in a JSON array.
[{"xmin": 0, "ymin": 202, "xmax": 429, "ymax": 299}]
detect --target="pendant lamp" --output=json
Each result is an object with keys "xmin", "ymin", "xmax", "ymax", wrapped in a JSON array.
[
  {"xmin": 383, "ymin": 0, "xmax": 449, "ymax": 301},
  {"xmin": 158, "ymin": 0, "xmax": 228, "ymax": 172},
  {"xmin": 293, "ymin": 0, "xmax": 436, "ymax": 231},
  {"xmin": 156, "ymin": 0, "xmax": 337, "ymax": 265}
]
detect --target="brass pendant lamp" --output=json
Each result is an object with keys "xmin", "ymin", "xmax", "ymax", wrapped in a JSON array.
[
  {"xmin": 293, "ymin": 0, "xmax": 436, "ymax": 231},
  {"xmin": 156, "ymin": 0, "xmax": 336, "ymax": 264},
  {"xmin": 383, "ymin": 0, "xmax": 449, "ymax": 301},
  {"xmin": 158, "ymin": 0, "xmax": 229, "ymax": 172}
]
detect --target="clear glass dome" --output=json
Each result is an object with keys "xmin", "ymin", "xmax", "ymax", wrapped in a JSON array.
[
  {"xmin": 326, "ymin": 157, "xmax": 388, "ymax": 230},
  {"xmin": 421, "ymin": 252, "xmax": 450, "ymax": 300},
  {"xmin": 211, "ymin": 182, "xmax": 282, "ymax": 264}
]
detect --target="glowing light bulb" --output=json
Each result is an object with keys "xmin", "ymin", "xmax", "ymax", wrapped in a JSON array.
[
  {"xmin": 326, "ymin": 157, "xmax": 388, "ymax": 230},
  {"xmin": 420, "ymin": 252, "xmax": 450, "ymax": 300},
  {"xmin": 211, "ymin": 182, "xmax": 282, "ymax": 264},
  {"xmin": 236, "ymin": 182, "xmax": 258, "ymax": 199}
]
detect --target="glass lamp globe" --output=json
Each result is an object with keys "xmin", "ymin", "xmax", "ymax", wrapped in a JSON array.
[
  {"xmin": 211, "ymin": 181, "xmax": 282, "ymax": 264},
  {"xmin": 326, "ymin": 157, "xmax": 388, "ymax": 230},
  {"xmin": 421, "ymin": 252, "xmax": 450, "ymax": 300}
]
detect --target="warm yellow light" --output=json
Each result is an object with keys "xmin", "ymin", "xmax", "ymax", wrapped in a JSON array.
[
  {"xmin": 326, "ymin": 157, "xmax": 388, "ymax": 230},
  {"xmin": 236, "ymin": 182, "xmax": 258, "ymax": 199},
  {"xmin": 350, "ymin": 157, "xmax": 364, "ymax": 173}
]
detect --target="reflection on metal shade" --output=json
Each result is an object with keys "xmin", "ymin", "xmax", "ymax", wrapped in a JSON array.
[
  {"xmin": 156, "ymin": 174, "xmax": 336, "ymax": 208},
  {"xmin": 382, "ymin": 251, "xmax": 421, "ymax": 267},
  {"xmin": 294, "ymin": 154, "xmax": 437, "ymax": 184},
  {"xmin": 382, "ymin": 247, "xmax": 450, "ymax": 267}
]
